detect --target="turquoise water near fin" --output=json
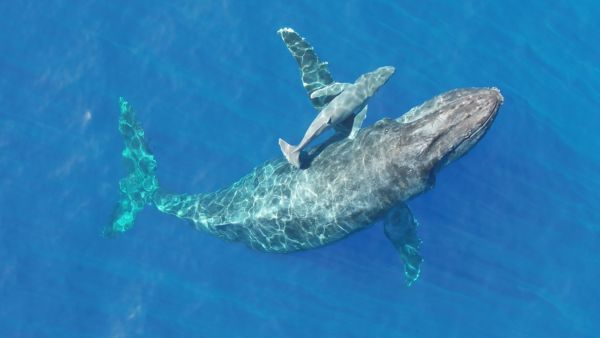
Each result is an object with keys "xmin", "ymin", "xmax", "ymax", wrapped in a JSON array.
[
  {"xmin": 1, "ymin": 1, "xmax": 599, "ymax": 337},
  {"xmin": 108, "ymin": 98, "xmax": 159, "ymax": 235}
]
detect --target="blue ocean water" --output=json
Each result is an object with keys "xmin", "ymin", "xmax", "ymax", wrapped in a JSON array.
[{"xmin": 1, "ymin": 0, "xmax": 599, "ymax": 337}]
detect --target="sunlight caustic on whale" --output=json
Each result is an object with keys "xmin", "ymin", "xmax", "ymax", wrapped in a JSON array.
[
  {"xmin": 279, "ymin": 65, "xmax": 396, "ymax": 168},
  {"xmin": 107, "ymin": 27, "xmax": 503, "ymax": 286}
]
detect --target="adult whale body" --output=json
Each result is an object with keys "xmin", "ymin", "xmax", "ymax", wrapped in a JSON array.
[{"xmin": 107, "ymin": 28, "xmax": 503, "ymax": 285}]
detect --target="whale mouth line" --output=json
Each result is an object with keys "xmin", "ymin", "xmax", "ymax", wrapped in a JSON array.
[
  {"xmin": 442, "ymin": 98, "xmax": 501, "ymax": 167},
  {"xmin": 471, "ymin": 99, "xmax": 500, "ymax": 141},
  {"xmin": 457, "ymin": 88, "xmax": 503, "ymax": 148}
]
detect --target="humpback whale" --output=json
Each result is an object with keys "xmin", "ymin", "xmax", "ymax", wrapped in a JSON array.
[
  {"xmin": 279, "ymin": 65, "xmax": 395, "ymax": 168},
  {"xmin": 107, "ymin": 28, "xmax": 503, "ymax": 285}
]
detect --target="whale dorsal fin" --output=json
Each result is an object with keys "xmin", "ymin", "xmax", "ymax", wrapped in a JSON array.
[
  {"xmin": 310, "ymin": 82, "xmax": 351, "ymax": 99},
  {"xmin": 278, "ymin": 27, "xmax": 335, "ymax": 111}
]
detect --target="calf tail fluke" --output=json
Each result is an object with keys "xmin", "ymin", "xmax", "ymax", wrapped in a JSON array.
[
  {"xmin": 278, "ymin": 138, "xmax": 301, "ymax": 168},
  {"xmin": 105, "ymin": 98, "xmax": 160, "ymax": 236}
]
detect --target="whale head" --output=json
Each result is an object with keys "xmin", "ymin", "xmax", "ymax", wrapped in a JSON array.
[
  {"xmin": 401, "ymin": 87, "xmax": 502, "ymax": 168},
  {"xmin": 369, "ymin": 87, "xmax": 502, "ymax": 195},
  {"xmin": 359, "ymin": 66, "xmax": 396, "ymax": 97}
]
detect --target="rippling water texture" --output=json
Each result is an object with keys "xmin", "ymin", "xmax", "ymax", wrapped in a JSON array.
[{"xmin": 1, "ymin": 1, "xmax": 599, "ymax": 337}]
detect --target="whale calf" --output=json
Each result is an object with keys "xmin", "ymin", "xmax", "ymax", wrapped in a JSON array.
[
  {"xmin": 279, "ymin": 65, "xmax": 395, "ymax": 168},
  {"xmin": 107, "ymin": 28, "xmax": 503, "ymax": 285}
]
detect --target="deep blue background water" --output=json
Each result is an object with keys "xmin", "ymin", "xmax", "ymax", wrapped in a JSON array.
[{"xmin": 1, "ymin": 1, "xmax": 599, "ymax": 337}]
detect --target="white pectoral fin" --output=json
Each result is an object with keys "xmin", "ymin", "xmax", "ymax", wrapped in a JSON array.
[
  {"xmin": 277, "ymin": 27, "xmax": 335, "ymax": 111},
  {"xmin": 348, "ymin": 105, "xmax": 368, "ymax": 140},
  {"xmin": 384, "ymin": 203, "xmax": 423, "ymax": 286},
  {"xmin": 310, "ymin": 82, "xmax": 351, "ymax": 99}
]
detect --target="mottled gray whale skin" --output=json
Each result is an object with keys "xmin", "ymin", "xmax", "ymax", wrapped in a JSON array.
[{"xmin": 108, "ymin": 28, "xmax": 503, "ymax": 285}]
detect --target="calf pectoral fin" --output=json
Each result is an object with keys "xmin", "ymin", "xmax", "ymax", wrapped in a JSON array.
[
  {"xmin": 310, "ymin": 82, "xmax": 351, "ymax": 99},
  {"xmin": 333, "ymin": 105, "xmax": 368, "ymax": 137},
  {"xmin": 384, "ymin": 204, "xmax": 423, "ymax": 286},
  {"xmin": 277, "ymin": 27, "xmax": 334, "ymax": 111},
  {"xmin": 348, "ymin": 105, "xmax": 368, "ymax": 139}
]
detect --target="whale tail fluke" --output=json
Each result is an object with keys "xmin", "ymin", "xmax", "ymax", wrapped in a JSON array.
[
  {"xmin": 105, "ymin": 98, "xmax": 160, "ymax": 237},
  {"xmin": 278, "ymin": 138, "xmax": 301, "ymax": 168}
]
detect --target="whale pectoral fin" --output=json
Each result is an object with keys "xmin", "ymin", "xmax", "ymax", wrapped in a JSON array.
[
  {"xmin": 348, "ymin": 105, "xmax": 368, "ymax": 140},
  {"xmin": 384, "ymin": 204, "xmax": 423, "ymax": 286},
  {"xmin": 277, "ymin": 27, "xmax": 335, "ymax": 111},
  {"xmin": 310, "ymin": 82, "xmax": 350, "ymax": 99}
]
